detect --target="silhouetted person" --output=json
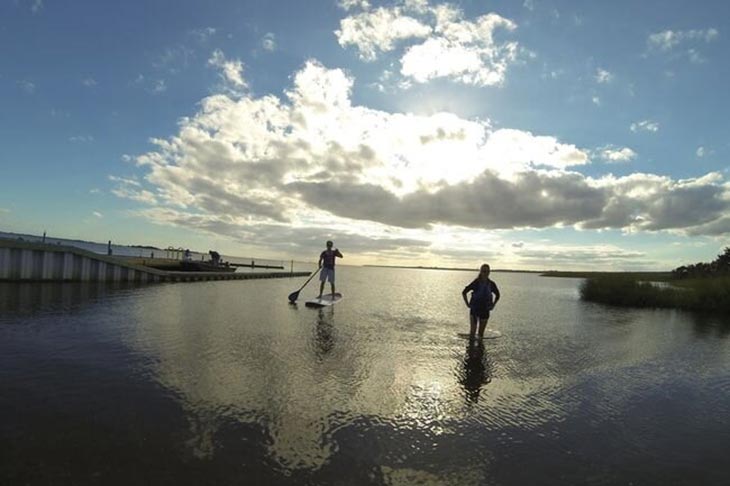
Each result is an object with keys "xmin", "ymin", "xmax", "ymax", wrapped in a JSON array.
[
  {"xmin": 460, "ymin": 340, "xmax": 492, "ymax": 403},
  {"xmin": 462, "ymin": 263, "xmax": 500, "ymax": 339},
  {"xmin": 318, "ymin": 240, "xmax": 343, "ymax": 298}
]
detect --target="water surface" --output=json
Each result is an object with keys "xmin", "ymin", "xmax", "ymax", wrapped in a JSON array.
[{"xmin": 1, "ymin": 268, "xmax": 728, "ymax": 485}]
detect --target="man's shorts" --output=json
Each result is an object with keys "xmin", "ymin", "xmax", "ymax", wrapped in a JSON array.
[{"xmin": 320, "ymin": 267, "xmax": 335, "ymax": 283}]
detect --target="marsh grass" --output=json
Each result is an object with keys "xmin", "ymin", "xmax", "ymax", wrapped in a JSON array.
[{"xmin": 579, "ymin": 276, "xmax": 730, "ymax": 313}]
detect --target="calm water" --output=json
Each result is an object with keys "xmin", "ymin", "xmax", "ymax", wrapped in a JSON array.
[{"xmin": 1, "ymin": 268, "xmax": 728, "ymax": 485}]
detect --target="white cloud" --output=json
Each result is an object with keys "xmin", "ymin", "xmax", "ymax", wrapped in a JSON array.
[
  {"xmin": 109, "ymin": 176, "xmax": 158, "ymax": 204},
  {"xmin": 28, "ymin": 0, "xmax": 43, "ymax": 14},
  {"xmin": 19, "ymin": 80, "xmax": 36, "ymax": 94},
  {"xmin": 599, "ymin": 146, "xmax": 636, "ymax": 163},
  {"xmin": 336, "ymin": 6, "xmax": 432, "ymax": 61},
  {"xmin": 648, "ymin": 28, "xmax": 719, "ymax": 51},
  {"xmin": 630, "ymin": 120, "xmax": 659, "ymax": 133},
  {"xmin": 69, "ymin": 135, "xmax": 94, "ymax": 143},
  {"xmin": 595, "ymin": 68, "xmax": 613, "ymax": 84},
  {"xmin": 113, "ymin": 60, "xmax": 730, "ymax": 243},
  {"xmin": 336, "ymin": 1, "xmax": 522, "ymax": 86},
  {"xmin": 151, "ymin": 79, "xmax": 167, "ymax": 94},
  {"xmin": 591, "ymin": 96, "xmax": 601, "ymax": 106},
  {"xmin": 262, "ymin": 33, "xmax": 277, "ymax": 52},
  {"xmin": 523, "ymin": 0, "xmax": 535, "ymax": 11},
  {"xmin": 190, "ymin": 27, "xmax": 217, "ymax": 42},
  {"xmin": 696, "ymin": 146, "xmax": 705, "ymax": 158},
  {"xmin": 338, "ymin": 0, "xmax": 371, "ymax": 10},
  {"xmin": 647, "ymin": 28, "xmax": 718, "ymax": 63},
  {"xmin": 92, "ymin": 211, "xmax": 103, "ymax": 218},
  {"xmin": 208, "ymin": 49, "xmax": 247, "ymax": 89},
  {"xmin": 152, "ymin": 45, "xmax": 195, "ymax": 73},
  {"xmin": 82, "ymin": 77, "xmax": 97, "ymax": 87},
  {"xmin": 133, "ymin": 74, "xmax": 167, "ymax": 94}
]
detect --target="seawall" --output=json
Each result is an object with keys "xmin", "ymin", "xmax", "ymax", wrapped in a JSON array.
[{"xmin": 0, "ymin": 239, "xmax": 309, "ymax": 283}]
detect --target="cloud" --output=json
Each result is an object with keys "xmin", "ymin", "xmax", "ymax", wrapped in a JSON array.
[
  {"xmin": 92, "ymin": 211, "xmax": 103, "ymax": 218},
  {"xmin": 630, "ymin": 120, "xmax": 659, "ymax": 133},
  {"xmin": 22, "ymin": 0, "xmax": 43, "ymax": 14},
  {"xmin": 208, "ymin": 49, "xmax": 247, "ymax": 89},
  {"xmin": 133, "ymin": 74, "xmax": 167, "ymax": 94},
  {"xmin": 190, "ymin": 27, "xmax": 217, "ymax": 43},
  {"xmin": 516, "ymin": 244, "xmax": 648, "ymax": 267},
  {"xmin": 262, "ymin": 33, "xmax": 277, "ymax": 52},
  {"xmin": 647, "ymin": 28, "xmax": 719, "ymax": 63},
  {"xmin": 647, "ymin": 28, "xmax": 719, "ymax": 51},
  {"xmin": 336, "ymin": 6, "xmax": 432, "ymax": 61},
  {"xmin": 151, "ymin": 79, "xmax": 167, "ymax": 94},
  {"xmin": 82, "ymin": 77, "xmax": 97, "ymax": 87},
  {"xmin": 598, "ymin": 146, "xmax": 636, "ymax": 163},
  {"xmin": 152, "ymin": 45, "xmax": 195, "ymax": 73},
  {"xmin": 69, "ymin": 135, "xmax": 94, "ymax": 143},
  {"xmin": 115, "ymin": 61, "xmax": 730, "ymax": 243},
  {"xmin": 19, "ymin": 80, "xmax": 36, "ymax": 94},
  {"xmin": 595, "ymin": 68, "xmax": 613, "ymax": 84},
  {"xmin": 109, "ymin": 176, "xmax": 158, "ymax": 204},
  {"xmin": 591, "ymin": 96, "xmax": 600, "ymax": 106},
  {"xmin": 336, "ymin": 1, "xmax": 522, "ymax": 86},
  {"xmin": 338, "ymin": 0, "xmax": 371, "ymax": 10},
  {"xmin": 135, "ymin": 206, "xmax": 431, "ymax": 256}
]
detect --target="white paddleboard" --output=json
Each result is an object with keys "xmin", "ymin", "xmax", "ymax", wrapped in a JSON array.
[
  {"xmin": 305, "ymin": 292, "xmax": 343, "ymax": 308},
  {"xmin": 457, "ymin": 330, "xmax": 502, "ymax": 340}
]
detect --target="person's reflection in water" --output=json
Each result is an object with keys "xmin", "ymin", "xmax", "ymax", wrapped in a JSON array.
[
  {"xmin": 314, "ymin": 308, "xmax": 336, "ymax": 359},
  {"xmin": 460, "ymin": 340, "xmax": 492, "ymax": 404}
]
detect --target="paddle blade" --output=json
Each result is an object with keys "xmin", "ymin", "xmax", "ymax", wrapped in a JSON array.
[{"xmin": 288, "ymin": 290, "xmax": 299, "ymax": 303}]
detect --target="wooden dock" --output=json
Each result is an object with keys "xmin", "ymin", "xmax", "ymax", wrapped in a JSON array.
[{"xmin": 0, "ymin": 239, "xmax": 310, "ymax": 283}]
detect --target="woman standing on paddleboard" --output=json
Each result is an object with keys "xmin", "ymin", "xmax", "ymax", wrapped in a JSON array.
[{"xmin": 462, "ymin": 264, "xmax": 500, "ymax": 339}]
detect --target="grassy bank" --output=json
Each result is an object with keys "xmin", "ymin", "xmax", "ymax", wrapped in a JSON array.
[{"xmin": 579, "ymin": 276, "xmax": 730, "ymax": 313}]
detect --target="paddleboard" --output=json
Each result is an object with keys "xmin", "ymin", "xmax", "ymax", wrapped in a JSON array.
[
  {"xmin": 457, "ymin": 330, "xmax": 502, "ymax": 340},
  {"xmin": 305, "ymin": 292, "xmax": 343, "ymax": 308}
]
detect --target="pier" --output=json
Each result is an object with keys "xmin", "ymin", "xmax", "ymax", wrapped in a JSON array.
[{"xmin": 0, "ymin": 239, "xmax": 309, "ymax": 283}]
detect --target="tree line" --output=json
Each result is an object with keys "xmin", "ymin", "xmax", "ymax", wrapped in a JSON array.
[{"xmin": 672, "ymin": 247, "xmax": 730, "ymax": 278}]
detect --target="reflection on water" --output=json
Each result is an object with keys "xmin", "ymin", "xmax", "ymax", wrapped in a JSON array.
[
  {"xmin": 1, "ymin": 270, "xmax": 729, "ymax": 485},
  {"xmin": 458, "ymin": 340, "xmax": 493, "ymax": 404},
  {"xmin": 314, "ymin": 308, "xmax": 336, "ymax": 359}
]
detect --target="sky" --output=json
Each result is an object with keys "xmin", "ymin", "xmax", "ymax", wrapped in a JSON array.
[{"xmin": 1, "ymin": 0, "xmax": 729, "ymax": 270}]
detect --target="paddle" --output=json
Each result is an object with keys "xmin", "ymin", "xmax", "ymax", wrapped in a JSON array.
[{"xmin": 288, "ymin": 267, "xmax": 321, "ymax": 303}]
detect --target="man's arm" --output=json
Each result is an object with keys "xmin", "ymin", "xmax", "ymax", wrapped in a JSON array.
[
  {"xmin": 318, "ymin": 252, "xmax": 323, "ymax": 268},
  {"xmin": 491, "ymin": 281, "xmax": 500, "ymax": 309},
  {"xmin": 335, "ymin": 249, "xmax": 343, "ymax": 258}
]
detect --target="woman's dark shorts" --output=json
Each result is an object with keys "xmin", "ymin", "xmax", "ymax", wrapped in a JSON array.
[{"xmin": 470, "ymin": 303, "xmax": 491, "ymax": 319}]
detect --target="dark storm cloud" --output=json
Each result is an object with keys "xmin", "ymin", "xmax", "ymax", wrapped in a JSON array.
[{"xmin": 289, "ymin": 170, "xmax": 608, "ymax": 229}]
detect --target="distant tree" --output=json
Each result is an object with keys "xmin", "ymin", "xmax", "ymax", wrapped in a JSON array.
[
  {"xmin": 715, "ymin": 247, "xmax": 730, "ymax": 273},
  {"xmin": 673, "ymin": 246, "xmax": 730, "ymax": 278}
]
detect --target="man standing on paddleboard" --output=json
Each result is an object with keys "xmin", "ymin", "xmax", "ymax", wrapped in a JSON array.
[
  {"xmin": 318, "ymin": 240, "xmax": 343, "ymax": 298},
  {"xmin": 462, "ymin": 264, "xmax": 500, "ymax": 339}
]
